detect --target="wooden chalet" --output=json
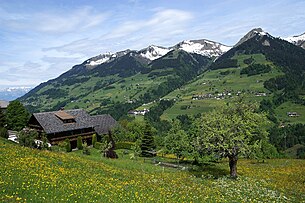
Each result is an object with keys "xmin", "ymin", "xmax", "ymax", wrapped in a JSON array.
[{"xmin": 28, "ymin": 109, "xmax": 117, "ymax": 148}]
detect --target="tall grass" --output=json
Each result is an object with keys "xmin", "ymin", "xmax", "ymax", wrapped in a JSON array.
[{"xmin": 1, "ymin": 139, "xmax": 304, "ymax": 202}]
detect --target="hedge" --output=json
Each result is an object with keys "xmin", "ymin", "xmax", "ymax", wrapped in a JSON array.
[
  {"xmin": 115, "ymin": 142, "xmax": 135, "ymax": 150},
  {"xmin": 94, "ymin": 142, "xmax": 103, "ymax": 150}
]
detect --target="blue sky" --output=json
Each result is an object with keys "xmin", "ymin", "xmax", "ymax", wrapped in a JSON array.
[{"xmin": 1, "ymin": 0, "xmax": 305, "ymax": 88}]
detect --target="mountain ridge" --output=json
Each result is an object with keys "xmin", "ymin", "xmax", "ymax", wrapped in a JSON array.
[{"xmin": 19, "ymin": 28, "xmax": 305, "ymax": 123}]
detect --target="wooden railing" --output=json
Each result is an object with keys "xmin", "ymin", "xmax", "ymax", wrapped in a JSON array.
[{"xmin": 50, "ymin": 131, "xmax": 95, "ymax": 142}]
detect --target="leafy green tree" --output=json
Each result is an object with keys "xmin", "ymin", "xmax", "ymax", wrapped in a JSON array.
[
  {"xmin": 77, "ymin": 136, "xmax": 83, "ymax": 150},
  {"xmin": 5, "ymin": 100, "xmax": 30, "ymax": 131},
  {"xmin": 194, "ymin": 101, "xmax": 269, "ymax": 178},
  {"xmin": 164, "ymin": 120, "xmax": 191, "ymax": 163},
  {"xmin": 249, "ymin": 139, "xmax": 279, "ymax": 161},
  {"xmin": 126, "ymin": 120, "xmax": 146, "ymax": 142},
  {"xmin": 17, "ymin": 128, "xmax": 38, "ymax": 147},
  {"xmin": 140, "ymin": 123, "xmax": 156, "ymax": 157}
]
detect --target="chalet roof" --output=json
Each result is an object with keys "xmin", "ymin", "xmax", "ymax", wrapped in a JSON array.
[
  {"xmin": 32, "ymin": 109, "xmax": 93, "ymax": 134},
  {"xmin": 55, "ymin": 110, "xmax": 75, "ymax": 120},
  {"xmin": 91, "ymin": 114, "xmax": 117, "ymax": 135}
]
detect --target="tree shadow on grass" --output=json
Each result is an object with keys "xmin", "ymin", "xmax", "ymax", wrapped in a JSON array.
[{"xmin": 188, "ymin": 162, "xmax": 230, "ymax": 179}]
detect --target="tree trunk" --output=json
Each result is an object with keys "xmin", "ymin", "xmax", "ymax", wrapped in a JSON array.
[{"xmin": 228, "ymin": 154, "xmax": 238, "ymax": 178}]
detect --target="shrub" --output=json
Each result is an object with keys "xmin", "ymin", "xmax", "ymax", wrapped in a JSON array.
[
  {"xmin": 77, "ymin": 136, "xmax": 83, "ymax": 150},
  {"xmin": 17, "ymin": 128, "xmax": 38, "ymax": 147},
  {"xmin": 57, "ymin": 141, "xmax": 68, "ymax": 152},
  {"xmin": 115, "ymin": 142, "xmax": 135, "ymax": 150},
  {"xmin": 82, "ymin": 142, "xmax": 90, "ymax": 155},
  {"xmin": 0, "ymin": 127, "xmax": 8, "ymax": 138},
  {"xmin": 92, "ymin": 134, "xmax": 97, "ymax": 148},
  {"xmin": 94, "ymin": 141, "xmax": 103, "ymax": 150},
  {"xmin": 65, "ymin": 138, "xmax": 72, "ymax": 152},
  {"xmin": 297, "ymin": 146, "xmax": 305, "ymax": 159}
]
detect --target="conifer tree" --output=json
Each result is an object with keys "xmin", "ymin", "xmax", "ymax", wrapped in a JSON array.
[{"xmin": 140, "ymin": 123, "xmax": 156, "ymax": 157}]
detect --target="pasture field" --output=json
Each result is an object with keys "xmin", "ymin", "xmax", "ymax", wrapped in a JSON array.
[
  {"xmin": 275, "ymin": 101, "xmax": 305, "ymax": 124},
  {"xmin": 1, "ymin": 139, "xmax": 305, "ymax": 202},
  {"xmin": 160, "ymin": 54, "xmax": 290, "ymax": 121}
]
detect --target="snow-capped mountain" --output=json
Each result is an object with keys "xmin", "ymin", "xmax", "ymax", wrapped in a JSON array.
[
  {"xmin": 85, "ymin": 39, "xmax": 231, "ymax": 67},
  {"xmin": 0, "ymin": 87, "xmax": 32, "ymax": 101},
  {"xmin": 86, "ymin": 50, "xmax": 130, "ymax": 67},
  {"xmin": 139, "ymin": 45, "xmax": 172, "ymax": 61},
  {"xmin": 284, "ymin": 33, "xmax": 305, "ymax": 49},
  {"xmin": 174, "ymin": 39, "xmax": 231, "ymax": 58}
]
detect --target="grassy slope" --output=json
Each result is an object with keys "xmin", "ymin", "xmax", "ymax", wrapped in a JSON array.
[
  {"xmin": 275, "ymin": 101, "xmax": 305, "ymax": 124},
  {"xmin": 1, "ymin": 138, "xmax": 305, "ymax": 202},
  {"xmin": 160, "ymin": 54, "xmax": 288, "ymax": 120},
  {"xmin": 27, "ymin": 72, "xmax": 169, "ymax": 113}
]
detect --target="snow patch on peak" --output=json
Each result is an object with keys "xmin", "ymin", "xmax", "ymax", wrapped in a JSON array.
[
  {"xmin": 285, "ymin": 33, "xmax": 305, "ymax": 43},
  {"xmin": 139, "ymin": 45, "xmax": 171, "ymax": 61},
  {"xmin": 176, "ymin": 39, "xmax": 232, "ymax": 57},
  {"xmin": 86, "ymin": 50, "xmax": 130, "ymax": 66},
  {"xmin": 88, "ymin": 53, "xmax": 112, "ymax": 66},
  {"xmin": 283, "ymin": 32, "xmax": 305, "ymax": 49}
]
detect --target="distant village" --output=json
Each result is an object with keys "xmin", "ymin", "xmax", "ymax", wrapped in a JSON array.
[{"xmin": 192, "ymin": 90, "xmax": 267, "ymax": 100}]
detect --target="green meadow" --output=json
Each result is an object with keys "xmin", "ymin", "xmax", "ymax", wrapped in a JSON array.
[{"xmin": 1, "ymin": 138, "xmax": 305, "ymax": 202}]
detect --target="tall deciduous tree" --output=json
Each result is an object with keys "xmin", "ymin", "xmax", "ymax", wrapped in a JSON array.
[
  {"xmin": 194, "ymin": 101, "xmax": 269, "ymax": 178},
  {"xmin": 164, "ymin": 120, "xmax": 191, "ymax": 162},
  {"xmin": 5, "ymin": 100, "xmax": 30, "ymax": 131}
]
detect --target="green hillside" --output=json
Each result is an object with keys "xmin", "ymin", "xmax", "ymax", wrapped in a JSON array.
[
  {"xmin": 1, "ymin": 138, "xmax": 305, "ymax": 202},
  {"xmin": 157, "ymin": 32, "xmax": 305, "ymax": 124},
  {"xmin": 20, "ymin": 29, "xmax": 305, "ymax": 123},
  {"xmin": 20, "ymin": 50, "xmax": 211, "ymax": 119},
  {"xmin": 157, "ymin": 54, "xmax": 282, "ymax": 120}
]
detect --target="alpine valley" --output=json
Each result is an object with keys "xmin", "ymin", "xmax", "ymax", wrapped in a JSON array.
[{"xmin": 20, "ymin": 28, "xmax": 305, "ymax": 125}]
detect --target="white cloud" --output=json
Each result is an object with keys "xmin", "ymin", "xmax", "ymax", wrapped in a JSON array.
[
  {"xmin": 35, "ymin": 7, "xmax": 108, "ymax": 33},
  {"xmin": 0, "ymin": 6, "xmax": 108, "ymax": 34},
  {"xmin": 47, "ymin": 9, "xmax": 194, "ymax": 56}
]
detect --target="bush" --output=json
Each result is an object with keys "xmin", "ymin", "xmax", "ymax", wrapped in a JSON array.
[
  {"xmin": 94, "ymin": 141, "xmax": 103, "ymax": 150},
  {"xmin": 297, "ymin": 146, "xmax": 305, "ymax": 159},
  {"xmin": 82, "ymin": 142, "xmax": 90, "ymax": 155},
  {"xmin": 65, "ymin": 138, "xmax": 72, "ymax": 152},
  {"xmin": 17, "ymin": 128, "xmax": 38, "ymax": 147},
  {"xmin": 0, "ymin": 127, "xmax": 8, "ymax": 138},
  {"xmin": 77, "ymin": 136, "xmax": 83, "ymax": 150},
  {"xmin": 115, "ymin": 142, "xmax": 135, "ymax": 150},
  {"xmin": 92, "ymin": 134, "xmax": 97, "ymax": 148}
]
